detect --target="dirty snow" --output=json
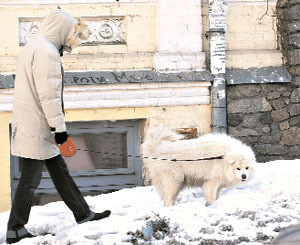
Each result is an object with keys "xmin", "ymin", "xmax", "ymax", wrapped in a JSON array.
[{"xmin": 0, "ymin": 159, "xmax": 300, "ymax": 244}]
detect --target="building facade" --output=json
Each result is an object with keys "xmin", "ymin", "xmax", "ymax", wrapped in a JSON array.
[{"xmin": 0, "ymin": 0, "xmax": 290, "ymax": 212}]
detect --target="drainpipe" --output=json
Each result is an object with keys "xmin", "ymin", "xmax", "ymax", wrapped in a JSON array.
[{"xmin": 208, "ymin": 0, "xmax": 227, "ymax": 133}]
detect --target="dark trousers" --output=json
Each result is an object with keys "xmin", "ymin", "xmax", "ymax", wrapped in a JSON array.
[{"xmin": 7, "ymin": 154, "xmax": 91, "ymax": 231}]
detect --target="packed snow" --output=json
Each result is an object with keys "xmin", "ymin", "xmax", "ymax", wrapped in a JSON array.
[{"xmin": 0, "ymin": 159, "xmax": 300, "ymax": 245}]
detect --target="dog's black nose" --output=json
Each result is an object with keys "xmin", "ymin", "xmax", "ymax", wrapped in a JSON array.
[{"xmin": 242, "ymin": 174, "xmax": 247, "ymax": 180}]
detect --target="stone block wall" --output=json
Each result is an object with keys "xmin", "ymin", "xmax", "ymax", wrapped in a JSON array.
[{"xmin": 227, "ymin": 83, "xmax": 299, "ymax": 162}]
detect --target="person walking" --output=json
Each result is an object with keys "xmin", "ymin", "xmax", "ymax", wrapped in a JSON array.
[{"xmin": 6, "ymin": 9, "xmax": 111, "ymax": 244}]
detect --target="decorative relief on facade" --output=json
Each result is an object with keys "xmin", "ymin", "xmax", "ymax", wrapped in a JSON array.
[
  {"xmin": 18, "ymin": 16, "xmax": 126, "ymax": 46},
  {"xmin": 18, "ymin": 17, "xmax": 42, "ymax": 46},
  {"xmin": 83, "ymin": 17, "xmax": 125, "ymax": 45}
]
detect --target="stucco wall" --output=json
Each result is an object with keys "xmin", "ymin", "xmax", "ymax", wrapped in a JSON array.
[
  {"xmin": 0, "ymin": 0, "xmax": 211, "ymax": 212},
  {"xmin": 1, "ymin": 0, "xmax": 287, "ymax": 212},
  {"xmin": 202, "ymin": 0, "xmax": 282, "ymax": 69},
  {"xmin": 154, "ymin": 0, "xmax": 206, "ymax": 71},
  {"xmin": 0, "ymin": 0, "xmax": 283, "ymax": 72},
  {"xmin": 0, "ymin": 3, "xmax": 157, "ymax": 73},
  {"xmin": 0, "ymin": 112, "xmax": 11, "ymax": 212}
]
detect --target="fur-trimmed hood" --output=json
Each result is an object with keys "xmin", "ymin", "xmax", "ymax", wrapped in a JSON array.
[{"xmin": 38, "ymin": 9, "xmax": 78, "ymax": 52}]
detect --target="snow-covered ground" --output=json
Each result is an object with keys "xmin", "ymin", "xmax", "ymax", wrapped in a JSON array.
[{"xmin": 0, "ymin": 160, "xmax": 300, "ymax": 245}]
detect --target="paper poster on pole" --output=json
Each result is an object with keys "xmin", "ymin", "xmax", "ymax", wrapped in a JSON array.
[
  {"xmin": 210, "ymin": 33, "xmax": 226, "ymax": 74},
  {"xmin": 209, "ymin": 0, "xmax": 227, "ymax": 30}
]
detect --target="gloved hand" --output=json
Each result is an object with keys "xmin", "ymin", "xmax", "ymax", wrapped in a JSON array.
[{"xmin": 54, "ymin": 131, "xmax": 68, "ymax": 145}]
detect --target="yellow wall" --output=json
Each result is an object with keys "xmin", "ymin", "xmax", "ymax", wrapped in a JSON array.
[
  {"xmin": 0, "ymin": 112, "xmax": 12, "ymax": 212},
  {"xmin": 202, "ymin": 2, "xmax": 282, "ymax": 69},
  {"xmin": 0, "ymin": 104, "xmax": 211, "ymax": 212},
  {"xmin": 0, "ymin": 3, "xmax": 157, "ymax": 73}
]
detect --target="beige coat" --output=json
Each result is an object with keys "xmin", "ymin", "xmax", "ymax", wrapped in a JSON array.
[{"xmin": 11, "ymin": 10, "xmax": 77, "ymax": 160}]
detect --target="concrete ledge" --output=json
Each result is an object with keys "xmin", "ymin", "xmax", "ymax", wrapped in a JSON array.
[
  {"xmin": 0, "ymin": 70, "xmax": 213, "ymax": 89},
  {"xmin": 226, "ymin": 67, "xmax": 291, "ymax": 85}
]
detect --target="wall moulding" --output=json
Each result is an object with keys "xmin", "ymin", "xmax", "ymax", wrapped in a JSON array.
[
  {"xmin": 0, "ymin": 70, "xmax": 214, "ymax": 89},
  {"xmin": 226, "ymin": 67, "xmax": 291, "ymax": 85},
  {"xmin": 18, "ymin": 16, "xmax": 126, "ymax": 46}
]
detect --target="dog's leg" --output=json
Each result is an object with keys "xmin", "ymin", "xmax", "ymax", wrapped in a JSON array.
[
  {"xmin": 202, "ymin": 180, "xmax": 220, "ymax": 206},
  {"xmin": 216, "ymin": 186, "xmax": 223, "ymax": 200},
  {"xmin": 155, "ymin": 169, "xmax": 184, "ymax": 206},
  {"xmin": 157, "ymin": 175, "xmax": 183, "ymax": 206},
  {"xmin": 162, "ymin": 181, "xmax": 182, "ymax": 206},
  {"xmin": 164, "ymin": 183, "xmax": 181, "ymax": 206}
]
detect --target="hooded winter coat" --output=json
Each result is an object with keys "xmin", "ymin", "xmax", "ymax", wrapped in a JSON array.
[{"xmin": 11, "ymin": 10, "xmax": 78, "ymax": 160}]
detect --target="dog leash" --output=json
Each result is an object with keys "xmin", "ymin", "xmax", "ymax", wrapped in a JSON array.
[{"xmin": 76, "ymin": 148, "xmax": 224, "ymax": 162}]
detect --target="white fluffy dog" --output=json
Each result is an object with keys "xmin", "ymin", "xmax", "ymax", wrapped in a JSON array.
[{"xmin": 141, "ymin": 128, "xmax": 256, "ymax": 206}]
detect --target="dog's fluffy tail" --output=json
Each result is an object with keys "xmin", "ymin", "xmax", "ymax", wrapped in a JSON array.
[{"xmin": 141, "ymin": 126, "xmax": 183, "ymax": 155}]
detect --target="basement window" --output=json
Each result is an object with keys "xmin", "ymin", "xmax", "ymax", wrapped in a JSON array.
[
  {"xmin": 18, "ymin": 132, "xmax": 128, "ymax": 173},
  {"xmin": 65, "ymin": 132, "xmax": 128, "ymax": 170},
  {"xmin": 10, "ymin": 120, "xmax": 143, "ymax": 205}
]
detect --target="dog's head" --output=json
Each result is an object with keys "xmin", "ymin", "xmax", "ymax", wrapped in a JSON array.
[
  {"xmin": 64, "ymin": 19, "xmax": 91, "ymax": 52},
  {"xmin": 231, "ymin": 158, "xmax": 255, "ymax": 183},
  {"xmin": 225, "ymin": 151, "xmax": 256, "ymax": 184}
]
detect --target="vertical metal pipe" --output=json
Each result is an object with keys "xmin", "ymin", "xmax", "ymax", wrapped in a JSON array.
[{"xmin": 208, "ymin": 0, "xmax": 227, "ymax": 133}]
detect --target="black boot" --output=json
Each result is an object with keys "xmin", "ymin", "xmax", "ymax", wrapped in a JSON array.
[
  {"xmin": 6, "ymin": 228, "xmax": 36, "ymax": 244},
  {"xmin": 91, "ymin": 210, "xmax": 111, "ymax": 221},
  {"xmin": 78, "ymin": 210, "xmax": 111, "ymax": 224}
]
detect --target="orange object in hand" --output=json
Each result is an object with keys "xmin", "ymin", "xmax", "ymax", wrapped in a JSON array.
[{"xmin": 56, "ymin": 136, "xmax": 77, "ymax": 157}]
